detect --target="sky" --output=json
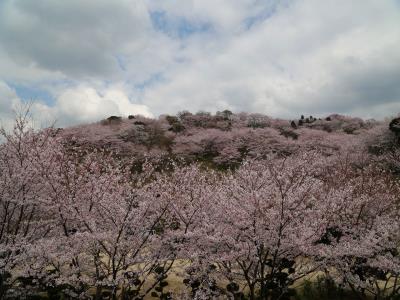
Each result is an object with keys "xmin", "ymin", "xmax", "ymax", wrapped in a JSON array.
[{"xmin": 0, "ymin": 0, "xmax": 399, "ymax": 128}]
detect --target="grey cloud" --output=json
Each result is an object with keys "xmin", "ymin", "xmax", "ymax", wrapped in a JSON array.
[
  {"xmin": 277, "ymin": 52, "xmax": 400, "ymax": 117},
  {"xmin": 0, "ymin": 0, "xmax": 152, "ymax": 78}
]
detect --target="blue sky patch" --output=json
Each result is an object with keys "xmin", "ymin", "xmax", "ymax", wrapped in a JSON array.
[
  {"xmin": 115, "ymin": 54, "xmax": 127, "ymax": 72},
  {"xmin": 134, "ymin": 72, "xmax": 164, "ymax": 91},
  {"xmin": 150, "ymin": 10, "xmax": 212, "ymax": 39},
  {"xmin": 10, "ymin": 83, "xmax": 55, "ymax": 105},
  {"xmin": 244, "ymin": 9, "xmax": 276, "ymax": 30},
  {"xmin": 244, "ymin": 0, "xmax": 294, "ymax": 30}
]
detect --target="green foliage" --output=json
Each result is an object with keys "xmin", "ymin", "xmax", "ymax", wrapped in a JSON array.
[
  {"xmin": 150, "ymin": 265, "xmax": 172, "ymax": 299},
  {"xmin": 166, "ymin": 115, "xmax": 185, "ymax": 133},
  {"xmin": 226, "ymin": 282, "xmax": 245, "ymax": 299},
  {"xmin": 295, "ymin": 277, "xmax": 355, "ymax": 300},
  {"xmin": 0, "ymin": 272, "xmax": 12, "ymax": 299}
]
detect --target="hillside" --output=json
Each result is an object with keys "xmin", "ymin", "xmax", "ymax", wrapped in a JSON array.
[{"xmin": 58, "ymin": 111, "xmax": 400, "ymax": 171}]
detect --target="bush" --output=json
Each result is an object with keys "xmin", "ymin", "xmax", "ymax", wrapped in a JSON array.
[{"xmin": 296, "ymin": 277, "xmax": 354, "ymax": 300}]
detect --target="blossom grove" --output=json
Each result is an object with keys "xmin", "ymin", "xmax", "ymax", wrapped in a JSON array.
[{"xmin": 1, "ymin": 110, "xmax": 400, "ymax": 300}]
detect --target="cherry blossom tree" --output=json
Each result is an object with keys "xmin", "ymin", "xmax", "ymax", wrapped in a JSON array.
[
  {"xmin": 316, "ymin": 158, "xmax": 400, "ymax": 300},
  {"xmin": 25, "ymin": 149, "xmax": 177, "ymax": 299},
  {"xmin": 197, "ymin": 153, "xmax": 328, "ymax": 300},
  {"xmin": 1, "ymin": 112, "xmax": 176, "ymax": 299},
  {"xmin": 0, "ymin": 111, "xmax": 57, "ymax": 298},
  {"xmin": 149, "ymin": 164, "xmax": 223, "ymax": 299}
]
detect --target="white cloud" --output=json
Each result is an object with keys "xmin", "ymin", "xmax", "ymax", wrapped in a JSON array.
[
  {"xmin": 0, "ymin": 81, "xmax": 22, "ymax": 131},
  {"xmin": 0, "ymin": 0, "xmax": 399, "ymax": 125},
  {"xmin": 33, "ymin": 85, "xmax": 153, "ymax": 127},
  {"xmin": 55, "ymin": 85, "xmax": 152, "ymax": 124},
  {"xmin": 0, "ymin": 81, "xmax": 152, "ymax": 130}
]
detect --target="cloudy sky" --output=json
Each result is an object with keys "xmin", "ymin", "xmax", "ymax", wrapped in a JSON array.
[{"xmin": 0, "ymin": 0, "xmax": 399, "ymax": 128}]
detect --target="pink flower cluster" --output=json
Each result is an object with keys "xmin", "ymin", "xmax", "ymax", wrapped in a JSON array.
[{"xmin": 1, "ymin": 112, "xmax": 399, "ymax": 299}]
